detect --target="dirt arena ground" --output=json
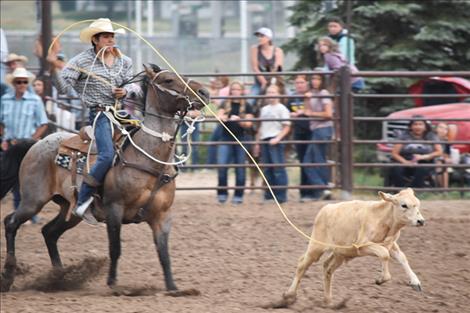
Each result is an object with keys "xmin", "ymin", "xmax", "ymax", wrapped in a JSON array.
[{"xmin": 1, "ymin": 183, "xmax": 469, "ymax": 313}]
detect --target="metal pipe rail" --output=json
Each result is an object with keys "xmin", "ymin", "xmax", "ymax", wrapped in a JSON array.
[
  {"xmin": 354, "ymin": 117, "xmax": 470, "ymax": 122},
  {"xmin": 179, "ymin": 163, "xmax": 336, "ymax": 169},
  {"xmin": 352, "ymin": 71, "xmax": 470, "ymax": 77},
  {"xmin": 353, "ymin": 93, "xmax": 470, "ymax": 99},
  {"xmin": 354, "ymin": 186, "xmax": 470, "ymax": 192},
  {"xmin": 175, "ymin": 140, "xmax": 336, "ymax": 145},
  {"xmin": 354, "ymin": 163, "xmax": 470, "ymax": 168},
  {"xmin": 176, "ymin": 185, "xmax": 336, "ymax": 191}
]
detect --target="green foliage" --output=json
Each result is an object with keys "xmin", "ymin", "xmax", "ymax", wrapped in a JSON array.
[{"xmin": 283, "ymin": 0, "xmax": 470, "ymax": 155}]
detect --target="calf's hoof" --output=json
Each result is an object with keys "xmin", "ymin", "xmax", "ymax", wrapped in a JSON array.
[{"xmin": 411, "ymin": 283, "xmax": 422, "ymax": 292}]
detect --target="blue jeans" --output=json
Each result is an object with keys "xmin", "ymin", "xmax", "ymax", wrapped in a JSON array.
[
  {"xmin": 303, "ymin": 127, "xmax": 333, "ymax": 198},
  {"xmin": 180, "ymin": 122, "xmax": 200, "ymax": 166},
  {"xmin": 207, "ymin": 125, "xmax": 222, "ymax": 165},
  {"xmin": 77, "ymin": 111, "xmax": 115, "ymax": 204},
  {"xmin": 217, "ymin": 141, "xmax": 246, "ymax": 198},
  {"xmin": 249, "ymin": 81, "xmax": 263, "ymax": 106},
  {"xmin": 294, "ymin": 131, "xmax": 315, "ymax": 198},
  {"xmin": 261, "ymin": 140, "xmax": 288, "ymax": 203}
]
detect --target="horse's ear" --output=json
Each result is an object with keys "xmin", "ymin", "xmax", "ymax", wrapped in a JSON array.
[
  {"xmin": 143, "ymin": 64, "xmax": 154, "ymax": 78},
  {"xmin": 149, "ymin": 63, "xmax": 162, "ymax": 73}
]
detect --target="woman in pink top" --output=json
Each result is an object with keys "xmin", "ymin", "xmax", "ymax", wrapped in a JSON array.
[{"xmin": 318, "ymin": 37, "xmax": 364, "ymax": 91}]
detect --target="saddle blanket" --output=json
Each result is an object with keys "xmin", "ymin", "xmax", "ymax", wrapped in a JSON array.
[{"xmin": 54, "ymin": 153, "xmax": 88, "ymax": 174}]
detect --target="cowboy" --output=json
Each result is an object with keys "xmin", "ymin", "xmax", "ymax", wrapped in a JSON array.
[
  {"xmin": 49, "ymin": 18, "xmax": 141, "ymax": 225},
  {"xmin": 1, "ymin": 53, "xmax": 29, "ymax": 97},
  {"xmin": 1, "ymin": 67, "xmax": 48, "ymax": 223}
]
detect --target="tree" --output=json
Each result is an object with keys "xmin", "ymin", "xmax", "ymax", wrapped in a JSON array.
[
  {"xmin": 283, "ymin": 0, "xmax": 470, "ymax": 161},
  {"xmin": 284, "ymin": 0, "xmax": 470, "ymax": 72}
]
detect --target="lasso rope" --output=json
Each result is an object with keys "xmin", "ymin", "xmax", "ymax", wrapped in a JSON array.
[{"xmin": 49, "ymin": 20, "xmax": 371, "ymax": 251}]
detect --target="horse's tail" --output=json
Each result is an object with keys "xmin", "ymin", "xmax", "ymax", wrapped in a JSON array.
[{"xmin": 0, "ymin": 139, "xmax": 36, "ymax": 199}]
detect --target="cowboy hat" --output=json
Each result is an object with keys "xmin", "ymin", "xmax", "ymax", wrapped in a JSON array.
[
  {"xmin": 79, "ymin": 18, "xmax": 126, "ymax": 44},
  {"xmin": 5, "ymin": 67, "xmax": 35, "ymax": 86},
  {"xmin": 4, "ymin": 53, "xmax": 28, "ymax": 64}
]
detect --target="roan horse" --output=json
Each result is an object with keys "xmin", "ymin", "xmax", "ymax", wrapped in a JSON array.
[{"xmin": 1, "ymin": 64, "xmax": 210, "ymax": 292}]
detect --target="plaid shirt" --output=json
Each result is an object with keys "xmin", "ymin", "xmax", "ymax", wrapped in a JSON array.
[
  {"xmin": 0, "ymin": 91, "xmax": 48, "ymax": 140},
  {"xmin": 52, "ymin": 48, "xmax": 141, "ymax": 109}
]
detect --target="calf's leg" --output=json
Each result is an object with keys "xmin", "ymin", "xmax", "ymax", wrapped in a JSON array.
[
  {"xmin": 390, "ymin": 242, "xmax": 422, "ymax": 291},
  {"xmin": 358, "ymin": 243, "xmax": 391, "ymax": 285},
  {"xmin": 322, "ymin": 254, "xmax": 344, "ymax": 304},
  {"xmin": 283, "ymin": 245, "xmax": 325, "ymax": 305}
]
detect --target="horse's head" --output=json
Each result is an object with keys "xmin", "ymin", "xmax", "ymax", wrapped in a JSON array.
[{"xmin": 142, "ymin": 64, "xmax": 209, "ymax": 116}]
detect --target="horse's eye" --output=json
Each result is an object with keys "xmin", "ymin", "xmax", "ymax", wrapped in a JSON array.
[
  {"xmin": 401, "ymin": 204, "xmax": 408, "ymax": 209},
  {"xmin": 164, "ymin": 79, "xmax": 173, "ymax": 84}
]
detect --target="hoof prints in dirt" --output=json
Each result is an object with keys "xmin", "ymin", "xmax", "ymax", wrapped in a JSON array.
[{"xmin": 21, "ymin": 257, "xmax": 106, "ymax": 292}]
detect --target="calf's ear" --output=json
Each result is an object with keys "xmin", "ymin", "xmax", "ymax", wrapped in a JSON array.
[{"xmin": 378, "ymin": 191, "xmax": 394, "ymax": 202}]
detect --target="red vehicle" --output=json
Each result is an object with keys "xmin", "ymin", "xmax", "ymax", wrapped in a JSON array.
[{"xmin": 376, "ymin": 77, "xmax": 470, "ymax": 162}]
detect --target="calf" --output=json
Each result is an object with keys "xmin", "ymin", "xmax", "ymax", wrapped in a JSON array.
[{"xmin": 281, "ymin": 188, "xmax": 425, "ymax": 306}]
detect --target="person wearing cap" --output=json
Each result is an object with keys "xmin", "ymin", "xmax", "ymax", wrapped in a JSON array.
[
  {"xmin": 48, "ymin": 18, "xmax": 141, "ymax": 225},
  {"xmin": 250, "ymin": 27, "xmax": 284, "ymax": 104},
  {"xmin": 1, "ymin": 67, "xmax": 48, "ymax": 223}
]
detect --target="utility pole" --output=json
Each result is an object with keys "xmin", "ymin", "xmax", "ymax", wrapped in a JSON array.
[{"xmin": 40, "ymin": 0, "xmax": 52, "ymax": 96}]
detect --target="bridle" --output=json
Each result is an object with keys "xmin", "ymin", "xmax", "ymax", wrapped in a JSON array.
[{"xmin": 115, "ymin": 68, "xmax": 205, "ymax": 166}]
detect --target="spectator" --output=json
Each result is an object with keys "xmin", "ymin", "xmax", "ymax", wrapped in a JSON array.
[
  {"xmin": 390, "ymin": 116, "xmax": 443, "ymax": 188},
  {"xmin": 286, "ymin": 74, "xmax": 315, "ymax": 201},
  {"xmin": 318, "ymin": 37, "xmax": 364, "ymax": 91},
  {"xmin": 250, "ymin": 27, "xmax": 284, "ymax": 104},
  {"xmin": 434, "ymin": 122, "xmax": 456, "ymax": 188},
  {"xmin": 2, "ymin": 53, "xmax": 29, "ymax": 96},
  {"xmin": 4, "ymin": 53, "xmax": 28, "ymax": 73},
  {"xmin": 327, "ymin": 17, "xmax": 356, "ymax": 65},
  {"xmin": 35, "ymin": 35, "xmax": 66, "ymax": 70},
  {"xmin": 216, "ymin": 81, "xmax": 254, "ymax": 204},
  {"xmin": 254, "ymin": 84, "xmax": 291, "ymax": 203},
  {"xmin": 1, "ymin": 28, "xmax": 8, "ymax": 97},
  {"xmin": 1, "ymin": 67, "xmax": 48, "ymax": 223},
  {"xmin": 303, "ymin": 73, "xmax": 334, "ymax": 200},
  {"xmin": 206, "ymin": 76, "xmax": 230, "ymax": 165}
]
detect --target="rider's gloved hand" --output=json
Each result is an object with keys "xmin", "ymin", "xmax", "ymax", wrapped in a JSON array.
[{"xmin": 112, "ymin": 87, "xmax": 127, "ymax": 99}]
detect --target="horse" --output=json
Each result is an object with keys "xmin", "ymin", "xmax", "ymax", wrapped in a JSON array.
[{"xmin": 1, "ymin": 64, "xmax": 210, "ymax": 292}]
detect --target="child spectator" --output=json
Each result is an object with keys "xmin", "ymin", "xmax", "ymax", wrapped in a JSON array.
[
  {"xmin": 327, "ymin": 17, "xmax": 356, "ymax": 65},
  {"xmin": 286, "ymin": 74, "xmax": 315, "ymax": 201},
  {"xmin": 318, "ymin": 37, "xmax": 364, "ymax": 91},
  {"xmin": 254, "ymin": 84, "xmax": 291, "ymax": 203},
  {"xmin": 216, "ymin": 81, "xmax": 254, "ymax": 204},
  {"xmin": 303, "ymin": 73, "xmax": 334, "ymax": 200}
]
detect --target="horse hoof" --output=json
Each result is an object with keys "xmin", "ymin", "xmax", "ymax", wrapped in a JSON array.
[
  {"xmin": 107, "ymin": 278, "xmax": 117, "ymax": 287},
  {"xmin": 411, "ymin": 284, "xmax": 422, "ymax": 292},
  {"xmin": 0, "ymin": 273, "xmax": 13, "ymax": 292},
  {"xmin": 165, "ymin": 288, "xmax": 200, "ymax": 297}
]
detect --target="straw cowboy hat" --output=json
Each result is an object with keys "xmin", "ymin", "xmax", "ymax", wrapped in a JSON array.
[
  {"xmin": 5, "ymin": 67, "xmax": 35, "ymax": 86},
  {"xmin": 79, "ymin": 18, "xmax": 126, "ymax": 43},
  {"xmin": 4, "ymin": 53, "xmax": 28, "ymax": 64}
]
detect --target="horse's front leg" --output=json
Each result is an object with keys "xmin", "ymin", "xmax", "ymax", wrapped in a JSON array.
[
  {"xmin": 149, "ymin": 213, "xmax": 177, "ymax": 291},
  {"xmin": 106, "ymin": 203, "xmax": 124, "ymax": 287}
]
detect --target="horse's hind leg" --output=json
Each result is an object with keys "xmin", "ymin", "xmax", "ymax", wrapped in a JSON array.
[
  {"xmin": 149, "ymin": 214, "xmax": 177, "ymax": 291},
  {"xmin": 2, "ymin": 198, "xmax": 47, "ymax": 292},
  {"xmin": 41, "ymin": 196, "xmax": 82, "ymax": 268}
]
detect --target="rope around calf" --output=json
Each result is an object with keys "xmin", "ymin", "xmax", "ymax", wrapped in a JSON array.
[{"xmin": 50, "ymin": 20, "xmax": 373, "ymax": 251}]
